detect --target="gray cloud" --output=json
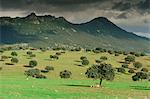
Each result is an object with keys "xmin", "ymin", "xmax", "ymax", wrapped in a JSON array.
[{"xmin": 0, "ymin": 0, "xmax": 149, "ymax": 14}]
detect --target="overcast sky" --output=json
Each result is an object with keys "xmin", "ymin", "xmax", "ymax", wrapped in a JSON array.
[{"xmin": 0, "ymin": 0, "xmax": 150, "ymax": 38}]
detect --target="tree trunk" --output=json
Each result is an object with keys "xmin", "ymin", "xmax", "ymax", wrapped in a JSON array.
[{"xmin": 99, "ymin": 78, "xmax": 103, "ymax": 86}]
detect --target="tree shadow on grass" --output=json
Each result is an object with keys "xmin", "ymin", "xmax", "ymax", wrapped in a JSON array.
[
  {"xmin": 74, "ymin": 60, "xmax": 82, "ymax": 62},
  {"xmin": 130, "ymin": 86, "xmax": 150, "ymax": 90},
  {"xmin": 63, "ymin": 84, "xmax": 90, "ymax": 87},
  {"xmin": 23, "ymin": 65, "xmax": 33, "ymax": 68},
  {"xmin": 74, "ymin": 64, "xmax": 83, "ymax": 67},
  {"xmin": 117, "ymin": 61, "xmax": 125, "ymax": 64}
]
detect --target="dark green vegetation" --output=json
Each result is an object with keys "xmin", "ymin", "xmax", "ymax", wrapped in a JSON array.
[
  {"xmin": 0, "ymin": 48, "xmax": 150, "ymax": 98},
  {"xmin": 0, "ymin": 13, "xmax": 150, "ymax": 52},
  {"xmin": 85, "ymin": 63, "xmax": 115, "ymax": 86}
]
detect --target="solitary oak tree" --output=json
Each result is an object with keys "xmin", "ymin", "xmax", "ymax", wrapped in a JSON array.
[{"xmin": 85, "ymin": 63, "xmax": 115, "ymax": 86}]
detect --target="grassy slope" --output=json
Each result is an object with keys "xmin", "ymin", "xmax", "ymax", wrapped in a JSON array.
[{"xmin": 0, "ymin": 50, "xmax": 150, "ymax": 99}]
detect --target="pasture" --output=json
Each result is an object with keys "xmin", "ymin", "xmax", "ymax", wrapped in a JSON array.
[{"xmin": 0, "ymin": 50, "xmax": 150, "ymax": 99}]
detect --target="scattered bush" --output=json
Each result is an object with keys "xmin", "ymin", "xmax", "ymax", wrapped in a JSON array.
[
  {"xmin": 50, "ymin": 55, "xmax": 59, "ymax": 60},
  {"xmin": 0, "ymin": 67, "xmax": 2, "ymax": 71},
  {"xmin": 115, "ymin": 53, "xmax": 119, "ymax": 56},
  {"xmin": 11, "ymin": 51, "xmax": 18, "ymax": 56},
  {"xmin": 56, "ymin": 52, "xmax": 61, "ymax": 56},
  {"xmin": 125, "ymin": 55, "xmax": 135, "ymax": 63},
  {"xmin": 128, "ymin": 68, "xmax": 135, "ymax": 73},
  {"xmin": 80, "ymin": 56, "xmax": 87, "ymax": 60},
  {"xmin": 86, "ymin": 49, "xmax": 91, "ymax": 52},
  {"xmin": 27, "ymin": 51, "xmax": 32, "ymax": 55},
  {"xmin": 30, "ymin": 54, "xmax": 36, "ymax": 57},
  {"xmin": 100, "ymin": 56, "xmax": 107, "ymax": 60},
  {"xmin": 34, "ymin": 74, "xmax": 47, "ymax": 79},
  {"xmin": 82, "ymin": 59, "xmax": 89, "ymax": 65},
  {"xmin": 11, "ymin": 58, "xmax": 19, "ymax": 63},
  {"xmin": 117, "ymin": 67, "xmax": 125, "ymax": 73},
  {"xmin": 122, "ymin": 64, "xmax": 128, "ymax": 68},
  {"xmin": 25, "ymin": 68, "xmax": 47, "ymax": 79},
  {"xmin": 45, "ymin": 66, "xmax": 54, "ymax": 71},
  {"xmin": 130, "ymin": 52, "xmax": 135, "ymax": 55},
  {"xmin": 133, "ymin": 62, "xmax": 142, "ymax": 68},
  {"xmin": 29, "ymin": 60, "xmax": 37, "ymax": 67},
  {"xmin": 60, "ymin": 70, "xmax": 72, "ymax": 78},
  {"xmin": 135, "ymin": 53, "xmax": 140, "ymax": 57},
  {"xmin": 123, "ymin": 51, "xmax": 128, "ymax": 55},
  {"xmin": 132, "ymin": 75, "xmax": 139, "ymax": 81},
  {"xmin": 95, "ymin": 60, "xmax": 103, "ymax": 64},
  {"xmin": 24, "ymin": 68, "xmax": 40, "ymax": 77},
  {"xmin": 141, "ymin": 68, "xmax": 148, "ymax": 72},
  {"xmin": 0, "ymin": 49, "xmax": 4, "ymax": 53},
  {"xmin": 108, "ymin": 50, "xmax": 114, "ymax": 54},
  {"xmin": 132, "ymin": 72, "xmax": 148, "ymax": 81},
  {"xmin": 1, "ymin": 55, "xmax": 9, "ymax": 60},
  {"xmin": 140, "ymin": 52, "xmax": 146, "ymax": 56}
]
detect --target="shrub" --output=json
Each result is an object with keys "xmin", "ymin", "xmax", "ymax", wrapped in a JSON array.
[
  {"xmin": 56, "ymin": 52, "xmax": 61, "ymax": 56},
  {"xmin": 82, "ymin": 59, "xmax": 89, "ymax": 65},
  {"xmin": 11, "ymin": 58, "xmax": 19, "ymax": 63},
  {"xmin": 86, "ymin": 49, "xmax": 91, "ymax": 52},
  {"xmin": 34, "ymin": 74, "xmax": 47, "ymax": 79},
  {"xmin": 95, "ymin": 60, "xmax": 103, "ymax": 64},
  {"xmin": 27, "ymin": 51, "xmax": 32, "ymax": 55},
  {"xmin": 24, "ymin": 68, "xmax": 40, "ymax": 77},
  {"xmin": 141, "ymin": 68, "xmax": 148, "ymax": 72},
  {"xmin": 50, "ymin": 55, "xmax": 59, "ymax": 60},
  {"xmin": 125, "ymin": 55, "xmax": 135, "ymax": 63},
  {"xmin": 122, "ymin": 64, "xmax": 128, "ymax": 68},
  {"xmin": 123, "ymin": 51, "xmax": 128, "ymax": 55},
  {"xmin": 135, "ymin": 53, "xmax": 140, "ymax": 57},
  {"xmin": 75, "ymin": 47, "xmax": 81, "ymax": 51},
  {"xmin": 133, "ymin": 72, "xmax": 149, "ymax": 81},
  {"xmin": 128, "ymin": 69, "xmax": 135, "ymax": 73},
  {"xmin": 11, "ymin": 51, "xmax": 18, "ymax": 56},
  {"xmin": 1, "ymin": 55, "xmax": 9, "ymax": 60},
  {"xmin": 117, "ymin": 67, "xmax": 125, "ymax": 73},
  {"xmin": 80, "ymin": 56, "xmax": 87, "ymax": 60},
  {"xmin": 115, "ymin": 53, "xmax": 119, "ymax": 56},
  {"xmin": 0, "ymin": 49, "xmax": 4, "ymax": 53},
  {"xmin": 45, "ymin": 66, "xmax": 54, "ymax": 71},
  {"xmin": 140, "ymin": 52, "xmax": 146, "ymax": 56},
  {"xmin": 133, "ymin": 62, "xmax": 142, "ymax": 68},
  {"xmin": 41, "ymin": 70, "xmax": 49, "ymax": 73},
  {"xmin": 93, "ymin": 50, "xmax": 100, "ymax": 53},
  {"xmin": 30, "ymin": 54, "xmax": 36, "ymax": 57},
  {"xmin": 29, "ymin": 60, "xmax": 37, "ymax": 67},
  {"xmin": 100, "ymin": 56, "xmax": 107, "ymax": 60},
  {"xmin": 108, "ymin": 50, "xmax": 114, "ymax": 54},
  {"xmin": 132, "ymin": 75, "xmax": 139, "ymax": 81},
  {"xmin": 60, "ymin": 70, "xmax": 72, "ymax": 78},
  {"xmin": 0, "ymin": 67, "xmax": 2, "ymax": 70},
  {"xmin": 130, "ymin": 52, "xmax": 135, "ymax": 55}
]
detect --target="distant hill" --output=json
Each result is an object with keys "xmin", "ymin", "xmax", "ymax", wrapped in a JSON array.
[{"xmin": 0, "ymin": 13, "xmax": 150, "ymax": 52}]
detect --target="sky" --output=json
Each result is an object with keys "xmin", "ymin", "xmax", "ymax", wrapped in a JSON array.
[{"xmin": 0, "ymin": 0, "xmax": 150, "ymax": 38}]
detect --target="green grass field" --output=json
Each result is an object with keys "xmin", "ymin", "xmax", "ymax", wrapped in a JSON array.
[{"xmin": 0, "ymin": 50, "xmax": 150, "ymax": 99}]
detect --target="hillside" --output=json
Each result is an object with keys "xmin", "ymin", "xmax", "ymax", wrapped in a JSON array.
[{"xmin": 0, "ymin": 13, "xmax": 150, "ymax": 52}]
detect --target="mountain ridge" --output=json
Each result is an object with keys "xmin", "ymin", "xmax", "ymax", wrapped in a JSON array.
[{"xmin": 0, "ymin": 13, "xmax": 150, "ymax": 52}]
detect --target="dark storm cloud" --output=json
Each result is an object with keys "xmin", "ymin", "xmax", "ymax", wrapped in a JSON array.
[
  {"xmin": 0, "ymin": 0, "xmax": 150, "ymax": 22},
  {"xmin": 112, "ymin": 2, "xmax": 132, "ymax": 11},
  {"xmin": 1, "ymin": 0, "xmax": 149, "ymax": 13},
  {"xmin": 116, "ymin": 13, "xmax": 128, "ymax": 19}
]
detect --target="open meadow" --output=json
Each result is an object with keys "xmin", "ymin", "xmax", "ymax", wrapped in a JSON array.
[{"xmin": 0, "ymin": 49, "xmax": 150, "ymax": 99}]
